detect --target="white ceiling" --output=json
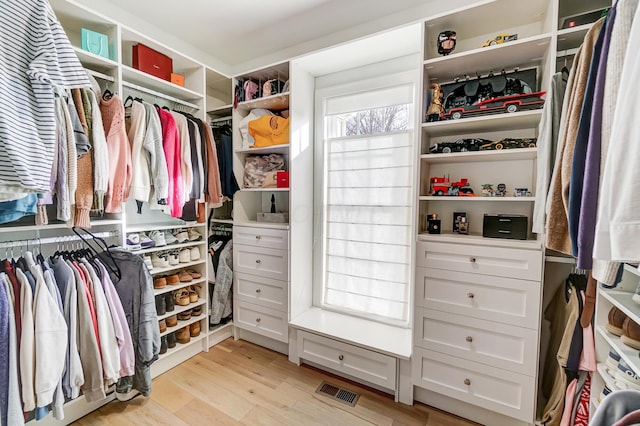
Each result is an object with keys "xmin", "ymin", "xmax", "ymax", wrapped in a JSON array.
[{"xmin": 100, "ymin": 0, "xmax": 437, "ymax": 70}]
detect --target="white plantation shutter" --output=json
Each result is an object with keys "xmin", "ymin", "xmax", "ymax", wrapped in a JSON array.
[{"xmin": 317, "ymin": 79, "xmax": 415, "ymax": 325}]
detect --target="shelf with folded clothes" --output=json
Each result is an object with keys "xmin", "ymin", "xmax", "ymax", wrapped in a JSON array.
[
  {"xmin": 159, "ymin": 313, "xmax": 207, "ymax": 338},
  {"xmin": 157, "ymin": 297, "xmax": 206, "ymax": 322},
  {"xmin": 131, "ymin": 240, "xmax": 205, "ymax": 255},
  {"xmin": 154, "ymin": 277, "xmax": 207, "ymax": 296},
  {"xmin": 149, "ymin": 259, "xmax": 206, "ymax": 275}
]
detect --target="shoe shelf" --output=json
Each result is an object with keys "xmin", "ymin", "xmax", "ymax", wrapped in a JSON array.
[
  {"xmin": 159, "ymin": 333, "xmax": 207, "ymax": 360},
  {"xmin": 149, "ymin": 259, "xmax": 206, "ymax": 275},
  {"xmin": 158, "ymin": 298, "xmax": 206, "ymax": 322},
  {"xmin": 159, "ymin": 312, "xmax": 207, "ymax": 338},
  {"xmin": 132, "ymin": 240, "xmax": 204, "ymax": 255},
  {"xmin": 126, "ymin": 222, "xmax": 206, "ymax": 233},
  {"xmin": 596, "ymin": 326, "xmax": 640, "ymax": 381},
  {"xmin": 596, "ymin": 362, "xmax": 618, "ymax": 391},
  {"xmin": 420, "ymin": 148, "xmax": 537, "ymax": 164},
  {"xmin": 598, "ymin": 289, "xmax": 640, "ymax": 328},
  {"xmin": 154, "ymin": 277, "xmax": 207, "ymax": 296}
]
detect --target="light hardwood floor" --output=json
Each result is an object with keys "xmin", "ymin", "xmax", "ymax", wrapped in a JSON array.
[{"xmin": 73, "ymin": 338, "xmax": 479, "ymax": 426}]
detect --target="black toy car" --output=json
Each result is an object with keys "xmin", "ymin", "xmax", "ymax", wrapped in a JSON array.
[
  {"xmin": 479, "ymin": 137, "xmax": 537, "ymax": 150},
  {"xmin": 429, "ymin": 138, "xmax": 492, "ymax": 153}
]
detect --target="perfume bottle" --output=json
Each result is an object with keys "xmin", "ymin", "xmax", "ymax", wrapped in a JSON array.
[
  {"xmin": 459, "ymin": 217, "xmax": 469, "ymax": 234},
  {"xmin": 427, "ymin": 214, "xmax": 441, "ymax": 234}
]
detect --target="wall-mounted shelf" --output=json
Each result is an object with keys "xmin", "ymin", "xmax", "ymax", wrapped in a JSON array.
[
  {"xmin": 557, "ymin": 23, "xmax": 595, "ymax": 51},
  {"xmin": 236, "ymin": 92, "xmax": 290, "ymax": 111},
  {"xmin": 422, "ymin": 110, "xmax": 543, "ymax": 137},
  {"xmin": 73, "ymin": 46, "xmax": 119, "ymax": 71},
  {"xmin": 419, "ymin": 196, "xmax": 535, "ymax": 202},
  {"xmin": 421, "ymin": 148, "xmax": 537, "ymax": 163},
  {"xmin": 235, "ymin": 144, "xmax": 290, "ymax": 155},
  {"xmin": 122, "ymin": 65, "xmax": 203, "ymax": 102}
]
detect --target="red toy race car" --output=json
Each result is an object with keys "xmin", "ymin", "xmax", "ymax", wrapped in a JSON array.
[
  {"xmin": 444, "ymin": 92, "xmax": 546, "ymax": 120},
  {"xmin": 430, "ymin": 176, "xmax": 475, "ymax": 196}
]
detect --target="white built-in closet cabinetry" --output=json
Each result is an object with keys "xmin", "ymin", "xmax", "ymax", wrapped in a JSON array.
[{"xmin": 17, "ymin": 1, "xmax": 234, "ymax": 424}]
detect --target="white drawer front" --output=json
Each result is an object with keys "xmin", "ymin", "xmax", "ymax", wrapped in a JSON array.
[
  {"xmin": 415, "ymin": 268, "xmax": 540, "ymax": 328},
  {"xmin": 297, "ymin": 330, "xmax": 396, "ymax": 390},
  {"xmin": 416, "ymin": 241, "xmax": 542, "ymax": 281},
  {"xmin": 234, "ymin": 226, "xmax": 289, "ymax": 250},
  {"xmin": 234, "ymin": 245, "xmax": 289, "ymax": 281},
  {"xmin": 234, "ymin": 272, "xmax": 288, "ymax": 312},
  {"xmin": 415, "ymin": 308, "xmax": 537, "ymax": 376},
  {"xmin": 412, "ymin": 348, "xmax": 535, "ymax": 423},
  {"xmin": 234, "ymin": 300, "xmax": 288, "ymax": 343}
]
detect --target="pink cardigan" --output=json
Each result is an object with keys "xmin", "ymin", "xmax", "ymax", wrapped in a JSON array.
[
  {"xmin": 156, "ymin": 108, "xmax": 184, "ymax": 217},
  {"xmin": 99, "ymin": 96, "xmax": 132, "ymax": 213}
]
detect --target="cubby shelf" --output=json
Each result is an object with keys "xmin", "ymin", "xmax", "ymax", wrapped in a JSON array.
[
  {"xmin": 126, "ymin": 222, "xmax": 205, "ymax": 233},
  {"xmin": 154, "ymin": 278, "xmax": 207, "ymax": 297},
  {"xmin": 421, "ymin": 148, "xmax": 537, "ymax": 163},
  {"xmin": 236, "ymin": 92, "xmax": 290, "ymax": 111},
  {"xmin": 131, "ymin": 240, "xmax": 204, "ymax": 255},
  {"xmin": 121, "ymin": 65, "xmax": 203, "ymax": 102},
  {"xmin": 419, "ymin": 196, "xmax": 535, "ymax": 202},
  {"xmin": 421, "ymin": 110, "xmax": 543, "ymax": 137},
  {"xmin": 73, "ymin": 46, "xmax": 119, "ymax": 71},
  {"xmin": 557, "ymin": 23, "xmax": 596, "ymax": 51},
  {"xmin": 598, "ymin": 289, "xmax": 640, "ymax": 327},
  {"xmin": 235, "ymin": 144, "xmax": 290, "ymax": 155}
]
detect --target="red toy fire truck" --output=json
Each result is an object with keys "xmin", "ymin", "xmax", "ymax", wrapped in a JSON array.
[{"xmin": 429, "ymin": 176, "xmax": 475, "ymax": 196}]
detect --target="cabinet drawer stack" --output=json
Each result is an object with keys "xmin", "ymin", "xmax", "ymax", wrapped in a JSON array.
[
  {"xmin": 412, "ymin": 241, "xmax": 543, "ymax": 423},
  {"xmin": 233, "ymin": 225, "xmax": 290, "ymax": 343}
]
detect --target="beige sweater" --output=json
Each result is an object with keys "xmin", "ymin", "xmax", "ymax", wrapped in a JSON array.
[{"xmin": 545, "ymin": 19, "xmax": 604, "ymax": 254}]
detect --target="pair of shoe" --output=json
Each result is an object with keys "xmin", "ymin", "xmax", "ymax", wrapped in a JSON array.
[
  {"xmin": 155, "ymin": 292, "xmax": 175, "ymax": 316},
  {"xmin": 160, "ymin": 332, "xmax": 179, "ymax": 354},
  {"xmin": 174, "ymin": 228, "xmax": 202, "ymax": 243},
  {"xmin": 126, "ymin": 233, "xmax": 154, "ymax": 251},
  {"xmin": 607, "ymin": 307, "xmax": 640, "ymax": 350},
  {"xmin": 604, "ymin": 348, "xmax": 640, "ymax": 391},
  {"xmin": 179, "ymin": 247, "xmax": 200, "ymax": 263},
  {"xmin": 176, "ymin": 323, "xmax": 200, "ymax": 343}
]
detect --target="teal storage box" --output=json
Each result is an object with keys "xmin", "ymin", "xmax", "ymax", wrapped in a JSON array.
[{"xmin": 81, "ymin": 28, "xmax": 109, "ymax": 59}]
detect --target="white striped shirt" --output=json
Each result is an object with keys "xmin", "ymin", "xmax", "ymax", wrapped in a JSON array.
[{"xmin": 0, "ymin": 0, "xmax": 90, "ymax": 195}]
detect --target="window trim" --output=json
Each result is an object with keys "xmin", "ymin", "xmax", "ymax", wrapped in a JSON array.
[{"xmin": 313, "ymin": 68, "xmax": 420, "ymax": 328}]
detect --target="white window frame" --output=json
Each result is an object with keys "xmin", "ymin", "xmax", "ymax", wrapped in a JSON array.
[{"xmin": 313, "ymin": 68, "xmax": 419, "ymax": 327}]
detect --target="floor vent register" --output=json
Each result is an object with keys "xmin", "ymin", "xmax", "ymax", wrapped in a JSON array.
[{"xmin": 315, "ymin": 381, "xmax": 360, "ymax": 407}]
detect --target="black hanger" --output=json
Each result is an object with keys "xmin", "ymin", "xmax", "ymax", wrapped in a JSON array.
[
  {"xmin": 124, "ymin": 95, "xmax": 134, "ymax": 108},
  {"xmin": 103, "ymin": 88, "xmax": 113, "ymax": 100},
  {"xmin": 72, "ymin": 227, "xmax": 121, "ymax": 280}
]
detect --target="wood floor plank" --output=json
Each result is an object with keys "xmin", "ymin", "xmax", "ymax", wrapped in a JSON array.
[{"xmin": 73, "ymin": 338, "xmax": 479, "ymax": 426}]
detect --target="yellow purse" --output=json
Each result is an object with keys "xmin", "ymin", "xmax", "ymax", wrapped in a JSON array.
[{"xmin": 248, "ymin": 116, "xmax": 289, "ymax": 147}]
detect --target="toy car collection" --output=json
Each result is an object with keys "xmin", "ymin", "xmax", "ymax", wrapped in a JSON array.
[
  {"xmin": 479, "ymin": 138, "xmax": 537, "ymax": 150},
  {"xmin": 482, "ymin": 33, "xmax": 518, "ymax": 47},
  {"xmin": 429, "ymin": 138, "xmax": 492, "ymax": 153},
  {"xmin": 443, "ymin": 91, "xmax": 546, "ymax": 120},
  {"xmin": 429, "ymin": 176, "xmax": 475, "ymax": 196}
]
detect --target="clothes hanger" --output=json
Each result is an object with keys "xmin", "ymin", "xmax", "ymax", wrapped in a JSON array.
[
  {"xmin": 124, "ymin": 95, "xmax": 134, "ymax": 108},
  {"xmin": 561, "ymin": 56, "xmax": 570, "ymax": 79},
  {"xmin": 72, "ymin": 227, "xmax": 122, "ymax": 280}
]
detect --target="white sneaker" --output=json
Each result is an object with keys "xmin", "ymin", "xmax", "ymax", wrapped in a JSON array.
[
  {"xmin": 126, "ymin": 234, "xmax": 141, "ymax": 251},
  {"xmin": 615, "ymin": 360, "xmax": 640, "ymax": 391},
  {"xmin": 149, "ymin": 230, "xmax": 167, "ymax": 247},
  {"xmin": 164, "ymin": 231, "xmax": 179, "ymax": 245},
  {"xmin": 142, "ymin": 255, "xmax": 153, "ymax": 270},
  {"xmin": 168, "ymin": 252, "xmax": 179, "ymax": 265},
  {"xmin": 188, "ymin": 228, "xmax": 202, "ymax": 242},
  {"xmin": 190, "ymin": 247, "xmax": 201, "ymax": 261},
  {"xmin": 151, "ymin": 253, "xmax": 169, "ymax": 268},
  {"xmin": 178, "ymin": 249, "xmax": 191, "ymax": 263},
  {"xmin": 174, "ymin": 229, "xmax": 189, "ymax": 243},
  {"xmin": 139, "ymin": 233, "xmax": 155, "ymax": 248}
]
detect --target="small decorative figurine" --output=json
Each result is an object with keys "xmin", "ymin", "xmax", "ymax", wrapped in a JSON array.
[
  {"xmin": 495, "ymin": 183, "xmax": 507, "ymax": 197},
  {"xmin": 481, "ymin": 33, "xmax": 518, "ymax": 47},
  {"xmin": 438, "ymin": 30, "xmax": 457, "ymax": 56},
  {"xmin": 481, "ymin": 183, "xmax": 494, "ymax": 197},
  {"xmin": 426, "ymin": 83, "xmax": 445, "ymax": 122},
  {"xmin": 514, "ymin": 187, "xmax": 532, "ymax": 197},
  {"xmin": 458, "ymin": 217, "xmax": 469, "ymax": 234}
]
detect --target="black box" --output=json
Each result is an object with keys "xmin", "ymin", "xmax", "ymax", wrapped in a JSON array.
[{"xmin": 482, "ymin": 214, "xmax": 528, "ymax": 240}]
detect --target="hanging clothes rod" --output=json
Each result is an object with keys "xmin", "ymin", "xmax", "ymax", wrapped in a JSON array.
[
  {"xmin": 0, "ymin": 231, "xmax": 119, "ymax": 249},
  {"xmin": 210, "ymin": 116, "xmax": 232, "ymax": 124},
  {"xmin": 121, "ymin": 81, "xmax": 200, "ymax": 109},
  {"xmin": 85, "ymin": 68, "xmax": 115, "ymax": 82}
]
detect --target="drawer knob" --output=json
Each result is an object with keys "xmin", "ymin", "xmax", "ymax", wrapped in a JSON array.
[
  {"xmin": 466, "ymin": 336, "xmax": 473, "ymax": 343},
  {"xmin": 467, "ymin": 293, "xmax": 474, "ymax": 299},
  {"xmin": 256, "ymin": 235, "xmax": 262, "ymax": 240},
  {"xmin": 464, "ymin": 378, "xmax": 471, "ymax": 386},
  {"xmin": 256, "ymin": 259, "xmax": 262, "ymax": 264},
  {"xmin": 469, "ymin": 257, "xmax": 477, "ymax": 263},
  {"xmin": 256, "ymin": 317, "xmax": 261, "ymax": 323},
  {"xmin": 256, "ymin": 289, "xmax": 262, "ymax": 294},
  {"xmin": 338, "ymin": 355, "xmax": 344, "ymax": 361}
]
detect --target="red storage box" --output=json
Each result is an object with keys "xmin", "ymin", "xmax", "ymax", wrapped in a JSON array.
[
  {"xmin": 132, "ymin": 43, "xmax": 173, "ymax": 81},
  {"xmin": 276, "ymin": 171, "xmax": 289, "ymax": 188}
]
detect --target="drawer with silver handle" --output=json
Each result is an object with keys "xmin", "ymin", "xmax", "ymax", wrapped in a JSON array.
[{"xmin": 234, "ymin": 226, "xmax": 289, "ymax": 250}]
